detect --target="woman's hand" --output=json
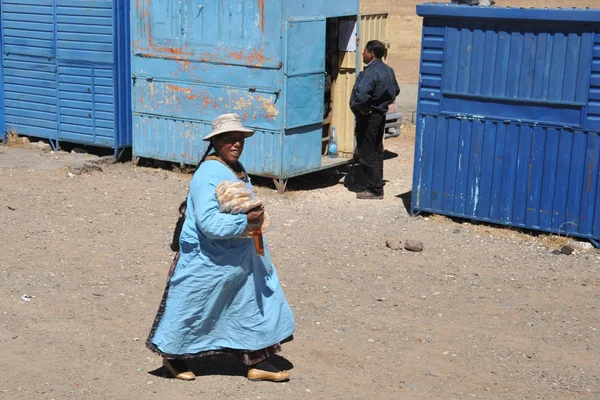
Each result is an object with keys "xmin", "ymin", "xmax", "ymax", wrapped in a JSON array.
[{"xmin": 246, "ymin": 205, "xmax": 264, "ymax": 224}]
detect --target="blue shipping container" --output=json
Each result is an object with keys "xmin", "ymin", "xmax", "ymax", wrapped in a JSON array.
[
  {"xmin": 131, "ymin": 0, "xmax": 361, "ymax": 189},
  {"xmin": 413, "ymin": 4, "xmax": 600, "ymax": 246},
  {"xmin": 0, "ymin": 0, "xmax": 131, "ymax": 154}
]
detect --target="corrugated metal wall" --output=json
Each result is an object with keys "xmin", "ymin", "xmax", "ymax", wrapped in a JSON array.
[
  {"xmin": 0, "ymin": 0, "xmax": 131, "ymax": 150},
  {"xmin": 2, "ymin": 0, "xmax": 58, "ymax": 138},
  {"xmin": 359, "ymin": 13, "xmax": 388, "ymax": 71},
  {"xmin": 332, "ymin": 13, "xmax": 389, "ymax": 156},
  {"xmin": 0, "ymin": 14, "xmax": 3, "ymax": 136},
  {"xmin": 132, "ymin": 0, "xmax": 360, "ymax": 179},
  {"xmin": 131, "ymin": 0, "xmax": 285, "ymax": 173},
  {"xmin": 414, "ymin": 115, "xmax": 600, "ymax": 238},
  {"xmin": 588, "ymin": 34, "xmax": 600, "ymax": 130},
  {"xmin": 413, "ymin": 5, "xmax": 600, "ymax": 243}
]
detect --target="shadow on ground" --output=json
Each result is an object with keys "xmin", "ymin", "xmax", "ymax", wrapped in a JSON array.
[{"xmin": 148, "ymin": 354, "xmax": 294, "ymax": 380}]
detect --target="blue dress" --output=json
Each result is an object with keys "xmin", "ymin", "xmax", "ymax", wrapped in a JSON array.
[{"xmin": 147, "ymin": 159, "xmax": 295, "ymax": 358}]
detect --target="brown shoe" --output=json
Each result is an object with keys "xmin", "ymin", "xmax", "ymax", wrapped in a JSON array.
[
  {"xmin": 247, "ymin": 368, "xmax": 291, "ymax": 382},
  {"xmin": 162, "ymin": 358, "xmax": 196, "ymax": 381},
  {"xmin": 356, "ymin": 190, "xmax": 383, "ymax": 200}
]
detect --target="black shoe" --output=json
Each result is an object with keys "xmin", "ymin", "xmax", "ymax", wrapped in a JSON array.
[{"xmin": 356, "ymin": 191, "xmax": 383, "ymax": 200}]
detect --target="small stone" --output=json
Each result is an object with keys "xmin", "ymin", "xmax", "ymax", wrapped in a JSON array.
[
  {"xmin": 560, "ymin": 246, "xmax": 574, "ymax": 255},
  {"xmin": 96, "ymin": 155, "xmax": 117, "ymax": 165},
  {"xmin": 404, "ymin": 240, "xmax": 424, "ymax": 252},
  {"xmin": 385, "ymin": 237, "xmax": 402, "ymax": 250},
  {"xmin": 20, "ymin": 137, "xmax": 31, "ymax": 146},
  {"xmin": 34, "ymin": 141, "xmax": 51, "ymax": 152},
  {"xmin": 574, "ymin": 242, "xmax": 594, "ymax": 251},
  {"xmin": 552, "ymin": 250, "xmax": 562, "ymax": 255},
  {"xmin": 453, "ymin": 229, "xmax": 461, "ymax": 234}
]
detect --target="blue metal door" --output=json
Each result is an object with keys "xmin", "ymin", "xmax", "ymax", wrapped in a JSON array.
[
  {"xmin": 55, "ymin": 0, "xmax": 119, "ymax": 147},
  {"xmin": 1, "ymin": 0, "xmax": 131, "ymax": 150},
  {"xmin": 1, "ymin": 0, "xmax": 59, "ymax": 139},
  {"xmin": 284, "ymin": 17, "xmax": 326, "ymax": 129},
  {"xmin": 413, "ymin": 5, "xmax": 600, "ymax": 244}
]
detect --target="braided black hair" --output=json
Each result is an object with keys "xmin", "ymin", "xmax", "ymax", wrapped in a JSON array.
[{"xmin": 169, "ymin": 143, "xmax": 214, "ymax": 252}]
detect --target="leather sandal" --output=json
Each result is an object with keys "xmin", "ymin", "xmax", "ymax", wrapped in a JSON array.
[
  {"xmin": 162, "ymin": 358, "xmax": 196, "ymax": 381},
  {"xmin": 247, "ymin": 368, "xmax": 290, "ymax": 382}
]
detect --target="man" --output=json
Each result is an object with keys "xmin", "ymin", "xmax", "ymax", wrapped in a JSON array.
[{"xmin": 350, "ymin": 40, "xmax": 400, "ymax": 200}]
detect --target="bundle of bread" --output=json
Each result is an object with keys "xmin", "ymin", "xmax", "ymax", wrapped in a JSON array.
[{"xmin": 215, "ymin": 181, "xmax": 270, "ymax": 253}]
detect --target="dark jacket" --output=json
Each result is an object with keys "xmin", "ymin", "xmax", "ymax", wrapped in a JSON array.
[{"xmin": 350, "ymin": 59, "xmax": 400, "ymax": 114}]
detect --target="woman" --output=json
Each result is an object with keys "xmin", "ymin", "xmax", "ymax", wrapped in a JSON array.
[{"xmin": 146, "ymin": 113, "xmax": 295, "ymax": 382}]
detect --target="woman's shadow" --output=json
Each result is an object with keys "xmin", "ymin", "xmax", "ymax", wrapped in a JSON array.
[{"xmin": 148, "ymin": 354, "xmax": 294, "ymax": 379}]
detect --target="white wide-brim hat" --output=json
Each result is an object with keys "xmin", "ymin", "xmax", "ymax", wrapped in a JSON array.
[{"xmin": 202, "ymin": 113, "xmax": 254, "ymax": 141}]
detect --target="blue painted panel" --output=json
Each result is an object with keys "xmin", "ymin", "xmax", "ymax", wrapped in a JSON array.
[
  {"xmin": 0, "ymin": 15, "xmax": 3, "ymax": 138},
  {"xmin": 442, "ymin": 95, "xmax": 583, "ymax": 127},
  {"xmin": 2, "ymin": 56, "xmax": 58, "ymax": 138},
  {"xmin": 418, "ymin": 23, "xmax": 444, "ymax": 115},
  {"xmin": 285, "ymin": 0, "xmax": 358, "ymax": 18},
  {"xmin": 285, "ymin": 18, "xmax": 325, "ymax": 76},
  {"xmin": 133, "ymin": 0, "xmax": 282, "ymax": 68},
  {"xmin": 284, "ymin": 17, "xmax": 325, "ymax": 129},
  {"xmin": 131, "ymin": 57, "xmax": 281, "ymax": 91},
  {"xmin": 417, "ymin": 4, "xmax": 600, "ymax": 23},
  {"xmin": 1, "ymin": 0, "xmax": 132, "ymax": 150},
  {"xmin": 412, "ymin": 115, "xmax": 600, "ymax": 241},
  {"xmin": 132, "ymin": 80, "xmax": 281, "ymax": 131},
  {"xmin": 57, "ymin": 63, "xmax": 116, "ymax": 145},
  {"xmin": 587, "ymin": 34, "xmax": 600, "ymax": 130},
  {"xmin": 115, "ymin": 0, "xmax": 132, "ymax": 149},
  {"xmin": 285, "ymin": 74, "xmax": 324, "ymax": 129},
  {"xmin": 1, "ymin": 0, "xmax": 55, "ymax": 59},
  {"xmin": 281, "ymin": 124, "xmax": 322, "ymax": 177},
  {"xmin": 413, "ymin": 5, "xmax": 600, "ymax": 241},
  {"xmin": 442, "ymin": 22, "xmax": 593, "ymax": 106},
  {"xmin": 132, "ymin": 114, "xmax": 282, "ymax": 176},
  {"xmin": 56, "ymin": 0, "xmax": 115, "ymax": 64}
]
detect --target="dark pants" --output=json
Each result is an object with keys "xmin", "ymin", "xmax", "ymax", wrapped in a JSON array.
[{"xmin": 355, "ymin": 112, "xmax": 385, "ymax": 195}]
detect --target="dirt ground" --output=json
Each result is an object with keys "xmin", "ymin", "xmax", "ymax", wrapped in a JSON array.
[
  {"xmin": 1, "ymin": 1, "xmax": 599, "ymax": 399},
  {"xmin": 1, "ymin": 131, "xmax": 599, "ymax": 400}
]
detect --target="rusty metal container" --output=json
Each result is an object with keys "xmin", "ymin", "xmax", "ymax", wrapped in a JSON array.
[{"xmin": 131, "ymin": 0, "xmax": 367, "ymax": 188}]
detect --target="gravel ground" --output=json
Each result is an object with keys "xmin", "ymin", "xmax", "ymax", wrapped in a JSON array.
[{"xmin": 0, "ymin": 132, "xmax": 598, "ymax": 400}]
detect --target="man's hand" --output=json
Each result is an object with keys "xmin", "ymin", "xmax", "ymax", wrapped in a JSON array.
[{"xmin": 360, "ymin": 109, "xmax": 372, "ymax": 116}]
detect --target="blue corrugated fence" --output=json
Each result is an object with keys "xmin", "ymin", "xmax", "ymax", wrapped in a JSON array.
[{"xmin": 413, "ymin": 4, "xmax": 600, "ymax": 245}]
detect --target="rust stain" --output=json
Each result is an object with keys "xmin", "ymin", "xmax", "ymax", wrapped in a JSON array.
[
  {"xmin": 166, "ymin": 84, "xmax": 192, "ymax": 94},
  {"xmin": 142, "ymin": 0, "xmax": 192, "ymax": 59},
  {"xmin": 233, "ymin": 96, "xmax": 253, "ymax": 112},
  {"xmin": 229, "ymin": 50, "xmax": 244, "ymax": 60},
  {"xmin": 176, "ymin": 60, "xmax": 196, "ymax": 73},
  {"xmin": 587, "ymin": 153, "xmax": 594, "ymax": 193},
  {"xmin": 242, "ymin": 111, "xmax": 249, "ymax": 121},
  {"xmin": 257, "ymin": 95, "xmax": 278, "ymax": 120},
  {"xmin": 246, "ymin": 48, "xmax": 267, "ymax": 65},
  {"xmin": 258, "ymin": 0, "xmax": 265, "ymax": 33}
]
